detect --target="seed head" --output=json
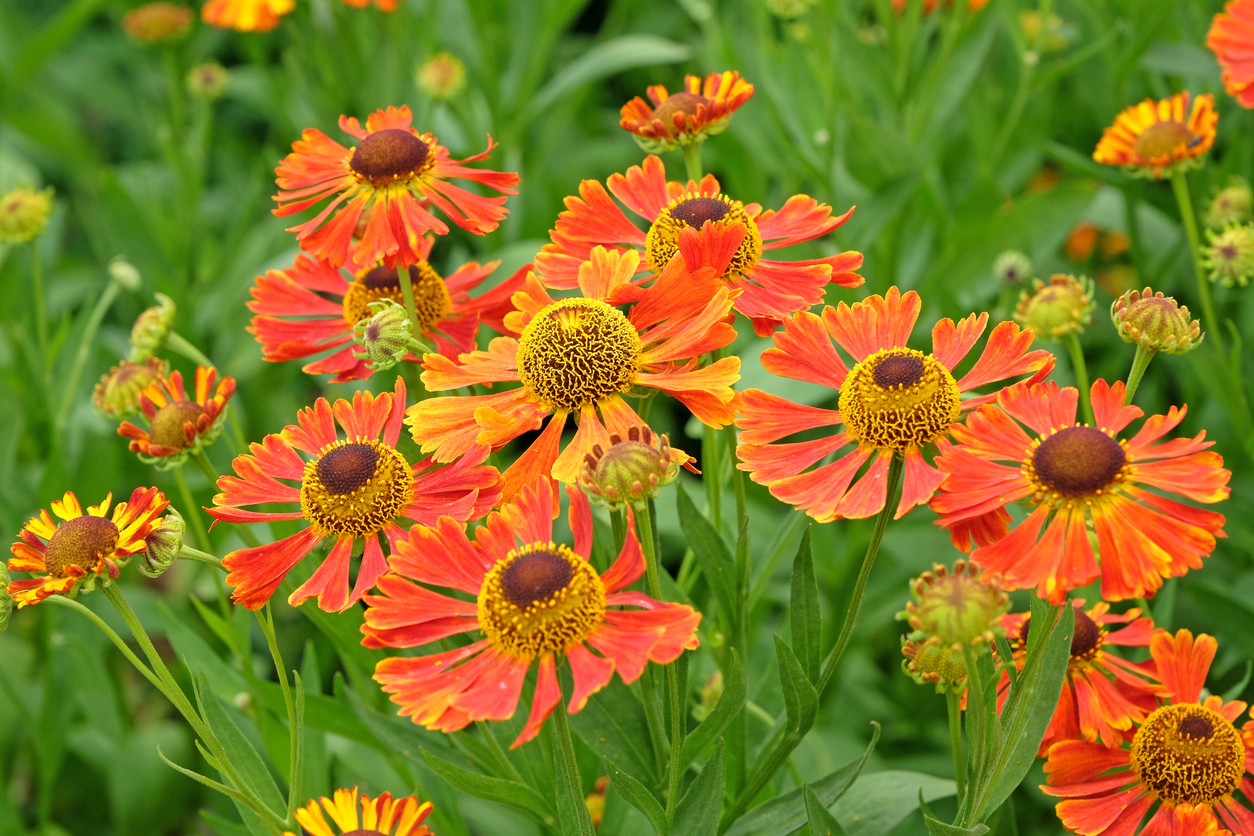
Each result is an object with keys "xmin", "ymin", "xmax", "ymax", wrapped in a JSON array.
[
  {"xmin": 129, "ymin": 293, "xmax": 177, "ymax": 361},
  {"xmin": 1014, "ymin": 274, "xmax": 1095, "ymax": 339},
  {"xmin": 1111, "ymin": 287, "xmax": 1204, "ymax": 355},
  {"xmin": 0, "ymin": 186, "xmax": 53, "ymax": 244}
]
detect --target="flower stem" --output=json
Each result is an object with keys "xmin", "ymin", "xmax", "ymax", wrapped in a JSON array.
[
  {"xmin": 703, "ymin": 423, "xmax": 723, "ymax": 532},
  {"xmin": 1171, "ymin": 170, "xmax": 1224, "ymax": 357},
  {"xmin": 46, "ymin": 595, "xmax": 165, "ymax": 694},
  {"xmin": 397, "ymin": 264, "xmax": 422, "ymax": 335},
  {"xmin": 29, "ymin": 241, "xmax": 49, "ymax": 377},
  {"xmin": 681, "ymin": 142, "xmax": 703, "ymax": 182},
  {"xmin": 725, "ymin": 424, "xmax": 747, "ymax": 531},
  {"xmin": 947, "ymin": 689, "xmax": 966, "ymax": 806},
  {"xmin": 179, "ymin": 544, "xmax": 224, "ymax": 570},
  {"xmin": 1123, "ymin": 344, "xmax": 1156, "ymax": 406},
  {"xmin": 191, "ymin": 448, "xmax": 263, "ymax": 548},
  {"xmin": 551, "ymin": 702, "xmax": 596, "ymax": 836},
  {"xmin": 1063, "ymin": 332, "xmax": 1094, "ymax": 426},
  {"xmin": 256, "ymin": 604, "xmax": 301, "ymax": 819},
  {"xmin": 54, "ymin": 271, "xmax": 127, "ymax": 435},
  {"xmin": 166, "ymin": 330, "xmax": 214, "ymax": 367},
  {"xmin": 174, "ymin": 464, "xmax": 213, "ymax": 552}
]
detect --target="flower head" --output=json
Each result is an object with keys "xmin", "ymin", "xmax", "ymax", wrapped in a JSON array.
[
  {"xmin": 138, "ymin": 510, "xmax": 185, "ymax": 578},
  {"xmin": 209, "ymin": 377, "xmax": 501, "ymax": 612},
  {"xmin": 898, "ymin": 560, "xmax": 1008, "ymax": 648},
  {"xmin": 118, "ymin": 366, "xmax": 235, "ymax": 468},
  {"xmin": 891, "ymin": 0, "xmax": 990, "ymax": 14},
  {"xmin": 737, "ymin": 287, "xmax": 1054, "ymax": 522},
  {"xmin": 187, "ymin": 62, "xmax": 229, "ymax": 99},
  {"xmin": 93, "ymin": 357, "xmax": 167, "ymax": 418},
  {"xmin": 416, "ymin": 52, "xmax": 466, "ymax": 100},
  {"xmin": 363, "ymin": 480, "xmax": 701, "ymax": 748},
  {"xmin": 1014, "ymin": 274, "xmax": 1095, "ymax": 339},
  {"xmin": 535, "ymin": 155, "xmax": 863, "ymax": 335},
  {"xmin": 284, "ymin": 787, "xmax": 432, "ymax": 836},
  {"xmin": 1207, "ymin": 0, "xmax": 1254, "ymax": 108},
  {"xmin": 1206, "ymin": 179, "xmax": 1253, "ymax": 229},
  {"xmin": 7, "ymin": 488, "xmax": 168, "ymax": 607},
  {"xmin": 352, "ymin": 299, "xmax": 424, "ymax": 372},
  {"xmin": 340, "ymin": 0, "xmax": 399, "ymax": 10},
  {"xmin": 1042, "ymin": 629, "xmax": 1254, "ymax": 835},
  {"xmin": 1093, "ymin": 92, "xmax": 1218, "ymax": 179},
  {"xmin": 1111, "ymin": 287, "xmax": 1204, "ymax": 355},
  {"xmin": 0, "ymin": 186, "xmax": 53, "ymax": 243},
  {"xmin": 0, "ymin": 565, "xmax": 12, "ymax": 633},
  {"xmin": 993, "ymin": 249, "xmax": 1033, "ymax": 284},
  {"xmin": 619, "ymin": 72, "xmax": 754, "ymax": 152},
  {"xmin": 580, "ymin": 425, "xmax": 683, "ymax": 510},
  {"xmin": 129, "ymin": 293, "xmax": 177, "ymax": 361},
  {"xmin": 201, "ymin": 0, "xmax": 294, "ymax": 31},
  {"xmin": 931, "ymin": 378, "xmax": 1230, "ymax": 602},
  {"xmin": 408, "ymin": 249, "xmax": 740, "ymax": 502},
  {"xmin": 273, "ymin": 105, "xmax": 519, "ymax": 269},
  {"xmin": 122, "ymin": 3, "xmax": 193, "ymax": 42},
  {"xmin": 901, "ymin": 638, "xmax": 968, "ymax": 693},
  {"xmin": 1203, "ymin": 224, "xmax": 1254, "ymax": 288},
  {"xmin": 248, "ymin": 246, "xmax": 526, "ymax": 382}
]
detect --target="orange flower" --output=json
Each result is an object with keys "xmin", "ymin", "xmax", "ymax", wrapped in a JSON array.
[
  {"xmin": 1207, "ymin": 0, "xmax": 1254, "ymax": 108},
  {"xmin": 1042, "ymin": 630, "xmax": 1254, "ymax": 835},
  {"xmin": 931, "ymin": 379, "xmax": 1230, "ymax": 602},
  {"xmin": 339, "ymin": 0, "xmax": 397, "ymax": 10},
  {"xmin": 736, "ymin": 287, "xmax": 1053, "ymax": 522},
  {"xmin": 122, "ymin": 3, "xmax": 193, "ymax": 41},
  {"xmin": 891, "ymin": 0, "xmax": 990, "ymax": 14},
  {"xmin": 201, "ymin": 0, "xmax": 293, "ymax": 32},
  {"xmin": 8, "ymin": 488, "xmax": 168, "ymax": 607},
  {"xmin": 619, "ymin": 72, "xmax": 754, "ymax": 151},
  {"xmin": 363, "ymin": 480, "xmax": 700, "ymax": 748},
  {"xmin": 407, "ymin": 248, "xmax": 737, "ymax": 502},
  {"xmin": 1065, "ymin": 222, "xmax": 1100, "ymax": 262},
  {"xmin": 1093, "ymin": 92, "xmax": 1218, "ymax": 179},
  {"xmin": 286, "ymin": 787, "xmax": 432, "ymax": 836},
  {"xmin": 117, "ymin": 366, "xmax": 235, "ymax": 468},
  {"xmin": 273, "ymin": 105, "xmax": 518, "ymax": 269},
  {"xmin": 247, "ymin": 241, "xmax": 527, "ymax": 382},
  {"xmin": 535, "ymin": 155, "xmax": 863, "ymax": 336}
]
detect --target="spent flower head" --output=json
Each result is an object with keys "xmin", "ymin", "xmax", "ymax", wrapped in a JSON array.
[
  {"xmin": 580, "ymin": 425, "xmax": 683, "ymax": 511},
  {"xmin": 1205, "ymin": 179, "xmax": 1253, "ymax": 229},
  {"xmin": 898, "ymin": 559, "xmax": 1009, "ymax": 649},
  {"xmin": 93, "ymin": 357, "xmax": 167, "ymax": 418},
  {"xmin": 1111, "ymin": 287, "xmax": 1204, "ymax": 355},
  {"xmin": 129, "ymin": 293, "xmax": 176, "ymax": 361},
  {"xmin": 1014, "ymin": 274, "xmax": 1095, "ymax": 339},
  {"xmin": 1202, "ymin": 223, "xmax": 1254, "ymax": 288},
  {"xmin": 187, "ymin": 62, "xmax": 229, "ymax": 99},
  {"xmin": 138, "ymin": 510, "xmax": 185, "ymax": 578},
  {"xmin": 416, "ymin": 52, "xmax": 466, "ymax": 100},
  {"xmin": 993, "ymin": 249, "xmax": 1033, "ymax": 284},
  {"xmin": 0, "ymin": 186, "xmax": 53, "ymax": 244}
]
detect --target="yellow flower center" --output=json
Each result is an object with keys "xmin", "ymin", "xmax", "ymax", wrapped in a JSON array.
[
  {"xmin": 838, "ymin": 348, "xmax": 962, "ymax": 451},
  {"xmin": 477, "ymin": 543, "xmax": 606, "ymax": 658},
  {"xmin": 44, "ymin": 516, "xmax": 119, "ymax": 578},
  {"xmin": 515, "ymin": 298, "xmax": 641, "ymax": 412},
  {"xmin": 1131, "ymin": 704, "xmax": 1245, "ymax": 806},
  {"xmin": 1133, "ymin": 121, "xmax": 1195, "ymax": 159},
  {"xmin": 149, "ymin": 400, "xmax": 205, "ymax": 449},
  {"xmin": 300, "ymin": 440, "xmax": 413, "ymax": 539},
  {"xmin": 650, "ymin": 92, "xmax": 709, "ymax": 136},
  {"xmin": 349, "ymin": 129, "xmax": 433, "ymax": 184},
  {"xmin": 341, "ymin": 262, "xmax": 451, "ymax": 332},
  {"xmin": 645, "ymin": 193, "xmax": 762, "ymax": 275},
  {"xmin": 1025, "ymin": 426, "xmax": 1128, "ymax": 501}
]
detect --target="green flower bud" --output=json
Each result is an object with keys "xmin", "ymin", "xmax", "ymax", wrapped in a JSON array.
[
  {"xmin": 580, "ymin": 425, "xmax": 682, "ymax": 510},
  {"xmin": 1205, "ymin": 179, "xmax": 1253, "ymax": 230},
  {"xmin": 187, "ymin": 62, "xmax": 229, "ymax": 100},
  {"xmin": 1014, "ymin": 273, "xmax": 1094, "ymax": 339},
  {"xmin": 901, "ymin": 637, "xmax": 967, "ymax": 694},
  {"xmin": 416, "ymin": 52, "xmax": 466, "ymax": 100},
  {"xmin": 898, "ymin": 560, "xmax": 1008, "ymax": 649},
  {"xmin": 352, "ymin": 298, "xmax": 432, "ymax": 372},
  {"xmin": 0, "ymin": 186, "xmax": 54, "ymax": 244},
  {"xmin": 129, "ymin": 293, "xmax": 176, "ymax": 361},
  {"xmin": 93, "ymin": 357, "xmax": 167, "ymax": 418},
  {"xmin": 138, "ymin": 510, "xmax": 185, "ymax": 578},
  {"xmin": 1111, "ymin": 287, "xmax": 1204, "ymax": 355},
  {"xmin": 764, "ymin": 0, "xmax": 816, "ymax": 19},
  {"xmin": 692, "ymin": 670, "xmax": 724, "ymax": 722},
  {"xmin": 1202, "ymin": 223, "xmax": 1254, "ymax": 288},
  {"xmin": 109, "ymin": 257, "xmax": 142, "ymax": 292},
  {"xmin": 992, "ymin": 249, "xmax": 1033, "ymax": 285}
]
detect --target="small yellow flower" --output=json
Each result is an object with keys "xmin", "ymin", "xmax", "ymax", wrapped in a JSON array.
[
  {"xmin": 0, "ymin": 186, "xmax": 54, "ymax": 244},
  {"xmin": 285, "ymin": 787, "xmax": 433, "ymax": 836}
]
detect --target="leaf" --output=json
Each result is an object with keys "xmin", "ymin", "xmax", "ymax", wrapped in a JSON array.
[
  {"xmin": 420, "ymin": 748, "xmax": 556, "ymax": 825},
  {"xmin": 789, "ymin": 528, "xmax": 820, "ymax": 682},
  {"xmin": 672, "ymin": 739, "xmax": 724, "ymax": 836},
  {"xmin": 603, "ymin": 757, "xmax": 667, "ymax": 836},
  {"xmin": 158, "ymin": 601, "xmax": 248, "ymax": 704},
  {"xmin": 724, "ymin": 722, "xmax": 878, "ymax": 836},
  {"xmin": 198, "ymin": 675, "xmax": 287, "ymax": 820},
  {"xmin": 774, "ymin": 635, "xmax": 818, "ymax": 740},
  {"xmin": 679, "ymin": 649, "xmax": 746, "ymax": 772},
  {"xmin": 676, "ymin": 484, "xmax": 736, "ymax": 626},
  {"xmin": 924, "ymin": 814, "xmax": 990, "ymax": 836},
  {"xmin": 529, "ymin": 35, "xmax": 694, "ymax": 116},
  {"xmin": 803, "ymin": 784, "xmax": 846, "ymax": 836},
  {"xmin": 569, "ymin": 677, "xmax": 658, "ymax": 786},
  {"xmin": 832, "ymin": 771, "xmax": 957, "ymax": 836}
]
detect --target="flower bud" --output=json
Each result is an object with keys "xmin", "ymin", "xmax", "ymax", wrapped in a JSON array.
[
  {"xmin": 1205, "ymin": 179, "xmax": 1253, "ymax": 230},
  {"xmin": 1014, "ymin": 274, "xmax": 1095, "ymax": 339},
  {"xmin": 1111, "ymin": 287, "xmax": 1204, "ymax": 355},
  {"xmin": 416, "ymin": 53, "xmax": 466, "ymax": 100},
  {"xmin": 765, "ymin": 0, "xmax": 816, "ymax": 19},
  {"xmin": 992, "ymin": 250, "xmax": 1032, "ymax": 285},
  {"xmin": 93, "ymin": 357, "xmax": 167, "ymax": 418},
  {"xmin": 0, "ymin": 564, "xmax": 12, "ymax": 633},
  {"xmin": 898, "ymin": 560, "xmax": 1008, "ymax": 649},
  {"xmin": 187, "ymin": 62, "xmax": 229, "ymax": 100},
  {"xmin": 138, "ymin": 510, "xmax": 185, "ymax": 578},
  {"xmin": 352, "ymin": 299, "xmax": 431, "ymax": 372},
  {"xmin": 109, "ymin": 257, "xmax": 142, "ymax": 292},
  {"xmin": 122, "ymin": 3, "xmax": 193, "ymax": 42},
  {"xmin": 0, "ymin": 186, "xmax": 54, "ymax": 244},
  {"xmin": 1202, "ymin": 224, "xmax": 1254, "ymax": 288},
  {"xmin": 581, "ymin": 425, "xmax": 682, "ymax": 510},
  {"xmin": 901, "ymin": 637, "xmax": 967, "ymax": 694},
  {"xmin": 692, "ymin": 670, "xmax": 724, "ymax": 722},
  {"xmin": 129, "ymin": 293, "xmax": 176, "ymax": 361}
]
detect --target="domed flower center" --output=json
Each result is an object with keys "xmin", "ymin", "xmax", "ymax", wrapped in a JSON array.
[
  {"xmin": 650, "ymin": 92, "xmax": 709, "ymax": 135},
  {"xmin": 1133, "ymin": 121, "xmax": 1195, "ymax": 159},
  {"xmin": 149, "ymin": 400, "xmax": 205, "ymax": 449},
  {"xmin": 300, "ymin": 440, "xmax": 413, "ymax": 539},
  {"xmin": 1069, "ymin": 608, "xmax": 1104, "ymax": 661},
  {"xmin": 342, "ymin": 262, "xmax": 450, "ymax": 332},
  {"xmin": 44, "ymin": 515, "xmax": 119, "ymax": 578},
  {"xmin": 349, "ymin": 129, "xmax": 431, "ymax": 183},
  {"xmin": 645, "ymin": 192, "xmax": 762, "ymax": 276},
  {"xmin": 1131, "ymin": 703, "xmax": 1245, "ymax": 806},
  {"xmin": 516, "ymin": 298, "xmax": 641, "ymax": 412},
  {"xmin": 478, "ymin": 544, "xmax": 606, "ymax": 658},
  {"xmin": 838, "ymin": 348, "xmax": 962, "ymax": 451},
  {"xmin": 1030, "ymin": 426, "xmax": 1127, "ymax": 497}
]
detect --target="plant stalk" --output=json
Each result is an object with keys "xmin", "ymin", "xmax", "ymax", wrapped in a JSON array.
[
  {"xmin": 257, "ymin": 604, "xmax": 301, "ymax": 819},
  {"xmin": 681, "ymin": 141, "xmax": 703, "ymax": 182},
  {"xmin": 1063, "ymin": 332, "xmax": 1094, "ymax": 426},
  {"xmin": 1171, "ymin": 171, "xmax": 1223, "ymax": 357},
  {"xmin": 1123, "ymin": 343, "xmax": 1156, "ymax": 406},
  {"xmin": 947, "ymin": 689, "xmax": 966, "ymax": 806},
  {"xmin": 551, "ymin": 703, "xmax": 596, "ymax": 836},
  {"xmin": 54, "ymin": 271, "xmax": 127, "ymax": 435}
]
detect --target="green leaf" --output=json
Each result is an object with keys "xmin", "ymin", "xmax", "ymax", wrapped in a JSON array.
[
  {"xmin": 603, "ymin": 757, "xmax": 667, "ymax": 836},
  {"xmin": 833, "ymin": 771, "xmax": 957, "ymax": 836},
  {"xmin": 924, "ymin": 814, "xmax": 990, "ymax": 836},
  {"xmin": 774, "ymin": 636, "xmax": 818, "ymax": 740},
  {"xmin": 789, "ymin": 527, "xmax": 820, "ymax": 682},
  {"xmin": 679, "ymin": 649, "xmax": 746, "ymax": 772},
  {"xmin": 803, "ymin": 784, "xmax": 846, "ymax": 836},
  {"xmin": 158, "ymin": 601, "xmax": 248, "ymax": 704},
  {"xmin": 198, "ymin": 675, "xmax": 287, "ymax": 821},
  {"xmin": 672, "ymin": 739, "xmax": 724, "ymax": 836},
  {"xmin": 676, "ymin": 484, "xmax": 736, "ymax": 626},
  {"xmin": 420, "ymin": 748, "xmax": 556, "ymax": 825},
  {"xmin": 529, "ymin": 35, "xmax": 694, "ymax": 116},
  {"xmin": 569, "ymin": 677, "xmax": 658, "ymax": 786},
  {"xmin": 724, "ymin": 722, "xmax": 878, "ymax": 836}
]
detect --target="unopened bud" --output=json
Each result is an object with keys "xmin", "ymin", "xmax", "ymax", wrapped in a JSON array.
[
  {"xmin": 416, "ymin": 53, "xmax": 466, "ymax": 100},
  {"xmin": 692, "ymin": 670, "xmax": 724, "ymax": 722},
  {"xmin": 1205, "ymin": 179, "xmax": 1253, "ymax": 230},
  {"xmin": 1014, "ymin": 274, "xmax": 1095, "ymax": 339},
  {"xmin": 187, "ymin": 62, "xmax": 229, "ymax": 100},
  {"xmin": 0, "ymin": 186, "xmax": 54, "ymax": 244},
  {"xmin": 580, "ymin": 425, "xmax": 682, "ymax": 510},
  {"xmin": 1202, "ymin": 224, "xmax": 1254, "ymax": 288},
  {"xmin": 129, "ymin": 293, "xmax": 177, "ymax": 361},
  {"xmin": 138, "ymin": 510, "xmax": 185, "ymax": 578},
  {"xmin": 1111, "ymin": 287, "xmax": 1204, "ymax": 355},
  {"xmin": 109, "ymin": 257, "xmax": 142, "ymax": 292},
  {"xmin": 352, "ymin": 299, "xmax": 432, "ymax": 372},
  {"xmin": 992, "ymin": 250, "xmax": 1032, "ymax": 285},
  {"xmin": 901, "ymin": 637, "xmax": 967, "ymax": 693},
  {"xmin": 93, "ymin": 357, "xmax": 167, "ymax": 418}
]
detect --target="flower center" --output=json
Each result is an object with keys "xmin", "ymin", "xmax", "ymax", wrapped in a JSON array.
[
  {"xmin": 650, "ymin": 92, "xmax": 709, "ymax": 136},
  {"xmin": 477, "ymin": 543, "xmax": 606, "ymax": 658},
  {"xmin": 149, "ymin": 400, "xmax": 205, "ymax": 449},
  {"xmin": 349, "ymin": 129, "xmax": 431, "ymax": 183},
  {"xmin": 515, "ymin": 298, "xmax": 641, "ymax": 412},
  {"xmin": 645, "ymin": 192, "xmax": 762, "ymax": 276},
  {"xmin": 300, "ymin": 440, "xmax": 414, "ymax": 539},
  {"xmin": 1133, "ymin": 120, "xmax": 1195, "ymax": 159},
  {"xmin": 43, "ymin": 515, "xmax": 119, "ymax": 578},
  {"xmin": 838, "ymin": 348, "xmax": 962, "ymax": 451},
  {"xmin": 1015, "ymin": 609, "xmax": 1105, "ymax": 666},
  {"xmin": 1130, "ymin": 703, "xmax": 1245, "ymax": 806},
  {"xmin": 1029, "ymin": 426, "xmax": 1127, "ymax": 497},
  {"xmin": 342, "ymin": 262, "xmax": 450, "ymax": 332}
]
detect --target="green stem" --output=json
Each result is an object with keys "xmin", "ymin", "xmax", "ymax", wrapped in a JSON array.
[
  {"xmin": 54, "ymin": 273, "xmax": 126, "ymax": 435},
  {"xmin": 257, "ymin": 605, "xmax": 301, "ymax": 819},
  {"xmin": 726, "ymin": 424, "xmax": 747, "ymax": 532},
  {"xmin": 45, "ymin": 595, "xmax": 166, "ymax": 695},
  {"xmin": 398, "ymin": 264, "xmax": 421, "ymax": 334},
  {"xmin": 1123, "ymin": 344, "xmax": 1156, "ymax": 406},
  {"xmin": 704, "ymin": 423, "xmax": 723, "ymax": 532},
  {"xmin": 681, "ymin": 142, "xmax": 704, "ymax": 182},
  {"xmin": 634, "ymin": 503, "xmax": 671, "ymax": 776},
  {"xmin": 947, "ymin": 689, "xmax": 966, "ymax": 806},
  {"xmin": 174, "ymin": 465, "xmax": 212, "ymax": 552},
  {"xmin": 179, "ymin": 544, "xmax": 224, "ymax": 570},
  {"xmin": 551, "ymin": 704, "xmax": 596, "ymax": 836},
  {"xmin": 191, "ymin": 447, "xmax": 219, "ymax": 486},
  {"xmin": 166, "ymin": 330, "xmax": 215, "ymax": 368},
  {"xmin": 1063, "ymin": 332, "xmax": 1094, "ymax": 426},
  {"xmin": 1171, "ymin": 171, "xmax": 1225, "ymax": 357},
  {"xmin": 29, "ymin": 241, "xmax": 48, "ymax": 376}
]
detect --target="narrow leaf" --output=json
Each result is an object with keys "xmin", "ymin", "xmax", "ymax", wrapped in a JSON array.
[
  {"xmin": 198, "ymin": 675, "xmax": 286, "ymax": 820},
  {"xmin": 672, "ymin": 740, "xmax": 725, "ymax": 836},
  {"xmin": 529, "ymin": 35, "xmax": 693, "ymax": 115},
  {"xmin": 569, "ymin": 677, "xmax": 658, "ymax": 785},
  {"xmin": 420, "ymin": 748, "xmax": 556, "ymax": 824},
  {"xmin": 677, "ymin": 484, "xmax": 736, "ymax": 625},
  {"xmin": 679, "ymin": 649, "xmax": 746, "ymax": 772},
  {"xmin": 774, "ymin": 636, "xmax": 818, "ymax": 739},
  {"xmin": 803, "ymin": 784, "xmax": 846, "ymax": 836},
  {"xmin": 603, "ymin": 757, "xmax": 667, "ymax": 836},
  {"xmin": 789, "ymin": 527, "xmax": 821, "ymax": 683},
  {"xmin": 924, "ymin": 814, "xmax": 990, "ymax": 836}
]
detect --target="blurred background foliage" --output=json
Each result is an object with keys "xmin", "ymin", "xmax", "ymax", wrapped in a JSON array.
[{"xmin": 1, "ymin": 0, "xmax": 1252, "ymax": 833}]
